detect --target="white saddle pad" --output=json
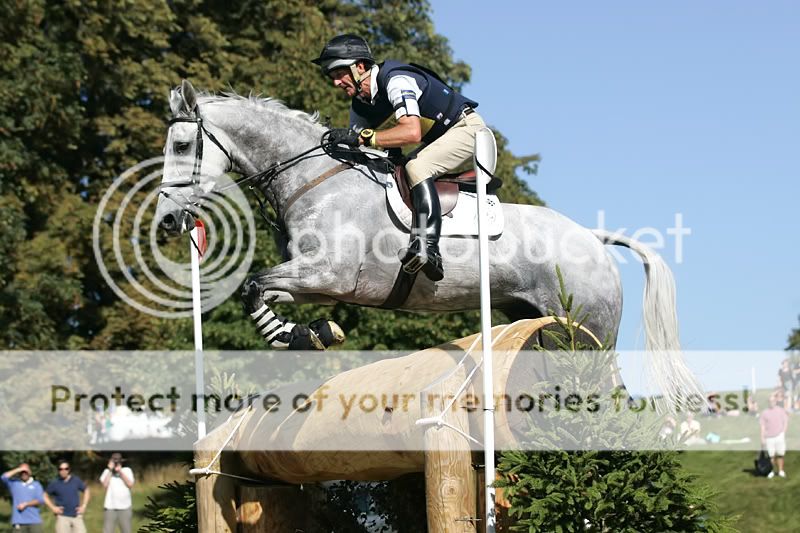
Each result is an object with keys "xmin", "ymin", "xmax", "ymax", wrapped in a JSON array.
[{"xmin": 385, "ymin": 178, "xmax": 504, "ymax": 237}]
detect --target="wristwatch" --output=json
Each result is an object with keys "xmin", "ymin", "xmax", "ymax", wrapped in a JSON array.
[{"xmin": 359, "ymin": 129, "xmax": 378, "ymax": 148}]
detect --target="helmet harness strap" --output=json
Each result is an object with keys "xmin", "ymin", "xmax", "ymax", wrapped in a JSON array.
[{"xmin": 349, "ymin": 63, "xmax": 371, "ymax": 95}]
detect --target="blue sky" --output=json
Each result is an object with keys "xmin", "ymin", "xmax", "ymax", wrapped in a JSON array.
[{"xmin": 429, "ymin": 1, "xmax": 799, "ymax": 393}]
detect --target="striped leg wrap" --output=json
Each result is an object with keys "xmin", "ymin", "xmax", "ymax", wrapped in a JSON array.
[{"xmin": 250, "ymin": 304, "xmax": 295, "ymax": 349}]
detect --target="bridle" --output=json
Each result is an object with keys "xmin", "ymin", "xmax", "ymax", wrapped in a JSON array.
[
  {"xmin": 159, "ymin": 113, "xmax": 235, "ymax": 216},
  {"xmin": 168, "ymin": 115, "xmax": 235, "ymax": 180}
]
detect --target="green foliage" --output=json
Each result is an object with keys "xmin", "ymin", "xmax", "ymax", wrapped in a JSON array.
[
  {"xmin": 317, "ymin": 475, "xmax": 427, "ymax": 533},
  {"xmin": 787, "ymin": 315, "xmax": 800, "ymax": 352},
  {"xmin": 0, "ymin": 451, "xmax": 57, "ymax": 486},
  {"xmin": 495, "ymin": 269, "xmax": 736, "ymax": 532},
  {"xmin": 140, "ymin": 479, "xmax": 197, "ymax": 533}
]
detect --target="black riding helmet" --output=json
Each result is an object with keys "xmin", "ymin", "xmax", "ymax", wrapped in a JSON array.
[{"xmin": 311, "ymin": 34, "xmax": 375, "ymax": 74}]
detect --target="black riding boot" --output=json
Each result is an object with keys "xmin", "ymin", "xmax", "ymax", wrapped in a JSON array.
[{"xmin": 400, "ymin": 177, "xmax": 444, "ymax": 281}]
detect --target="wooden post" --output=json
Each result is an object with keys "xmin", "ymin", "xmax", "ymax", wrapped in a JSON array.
[
  {"xmin": 423, "ymin": 364, "xmax": 477, "ymax": 533},
  {"xmin": 195, "ymin": 461, "xmax": 237, "ymax": 532},
  {"xmin": 476, "ymin": 467, "xmax": 512, "ymax": 533},
  {"xmin": 194, "ymin": 413, "xmax": 245, "ymax": 533},
  {"xmin": 239, "ymin": 485, "xmax": 313, "ymax": 533}
]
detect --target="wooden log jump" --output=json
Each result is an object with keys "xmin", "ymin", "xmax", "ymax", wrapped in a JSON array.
[{"xmin": 194, "ymin": 318, "xmax": 610, "ymax": 532}]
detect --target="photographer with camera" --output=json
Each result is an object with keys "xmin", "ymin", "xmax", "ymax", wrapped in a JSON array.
[{"xmin": 99, "ymin": 453, "xmax": 134, "ymax": 533}]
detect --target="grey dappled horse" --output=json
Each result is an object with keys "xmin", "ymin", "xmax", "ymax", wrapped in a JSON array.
[{"xmin": 155, "ymin": 80, "xmax": 699, "ymax": 406}]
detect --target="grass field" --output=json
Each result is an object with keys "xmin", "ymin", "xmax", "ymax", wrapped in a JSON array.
[
  {"xmin": 681, "ymin": 451, "xmax": 799, "ymax": 533},
  {"xmin": 675, "ymin": 396, "xmax": 799, "ymax": 533}
]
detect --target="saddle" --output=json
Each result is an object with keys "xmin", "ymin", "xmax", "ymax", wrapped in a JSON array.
[{"xmin": 393, "ymin": 166, "xmax": 502, "ymax": 216}]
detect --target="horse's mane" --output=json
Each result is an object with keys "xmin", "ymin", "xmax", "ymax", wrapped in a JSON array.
[{"xmin": 196, "ymin": 91, "xmax": 321, "ymax": 124}]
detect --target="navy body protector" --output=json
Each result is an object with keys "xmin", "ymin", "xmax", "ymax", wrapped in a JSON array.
[{"xmin": 350, "ymin": 60, "xmax": 479, "ymax": 145}]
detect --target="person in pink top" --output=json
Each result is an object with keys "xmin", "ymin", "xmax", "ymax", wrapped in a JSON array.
[{"xmin": 760, "ymin": 392, "xmax": 790, "ymax": 478}]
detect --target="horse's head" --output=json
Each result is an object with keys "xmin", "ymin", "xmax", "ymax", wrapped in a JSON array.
[{"xmin": 155, "ymin": 79, "xmax": 233, "ymax": 235}]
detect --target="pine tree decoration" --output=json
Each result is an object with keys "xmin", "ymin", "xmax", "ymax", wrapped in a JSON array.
[{"xmin": 495, "ymin": 267, "xmax": 735, "ymax": 532}]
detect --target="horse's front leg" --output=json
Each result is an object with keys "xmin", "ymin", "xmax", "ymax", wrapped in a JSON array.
[
  {"xmin": 241, "ymin": 281, "xmax": 344, "ymax": 350},
  {"xmin": 241, "ymin": 257, "xmax": 354, "ymax": 350}
]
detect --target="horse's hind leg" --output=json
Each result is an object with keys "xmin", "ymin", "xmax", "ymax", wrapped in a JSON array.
[{"xmin": 241, "ymin": 280, "xmax": 345, "ymax": 350}]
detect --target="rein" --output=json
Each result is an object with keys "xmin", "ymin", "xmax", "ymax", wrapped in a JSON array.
[{"xmin": 161, "ymin": 111, "xmax": 372, "ymax": 232}]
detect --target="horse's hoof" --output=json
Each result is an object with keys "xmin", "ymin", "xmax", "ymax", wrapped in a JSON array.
[
  {"xmin": 309, "ymin": 319, "xmax": 346, "ymax": 347},
  {"xmin": 287, "ymin": 325, "xmax": 326, "ymax": 351},
  {"xmin": 240, "ymin": 279, "xmax": 264, "ymax": 314}
]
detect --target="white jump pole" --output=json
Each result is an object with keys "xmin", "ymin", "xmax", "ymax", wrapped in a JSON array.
[
  {"xmin": 190, "ymin": 226, "xmax": 206, "ymax": 439},
  {"xmin": 474, "ymin": 127, "xmax": 498, "ymax": 532}
]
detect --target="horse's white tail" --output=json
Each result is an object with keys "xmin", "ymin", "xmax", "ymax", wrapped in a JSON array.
[{"xmin": 593, "ymin": 229, "xmax": 703, "ymax": 411}]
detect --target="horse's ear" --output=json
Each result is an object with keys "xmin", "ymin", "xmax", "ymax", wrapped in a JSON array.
[
  {"xmin": 181, "ymin": 79, "xmax": 197, "ymax": 113},
  {"xmin": 169, "ymin": 88, "xmax": 183, "ymax": 116}
]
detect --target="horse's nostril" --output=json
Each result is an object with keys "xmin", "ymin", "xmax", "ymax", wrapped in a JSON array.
[{"xmin": 160, "ymin": 214, "xmax": 177, "ymax": 232}]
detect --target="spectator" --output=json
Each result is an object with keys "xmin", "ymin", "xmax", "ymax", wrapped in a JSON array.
[
  {"xmin": 746, "ymin": 393, "xmax": 759, "ymax": 415},
  {"xmin": 1, "ymin": 463, "xmax": 44, "ymax": 532},
  {"xmin": 99, "ymin": 452, "xmax": 135, "ymax": 533},
  {"xmin": 778, "ymin": 359, "xmax": 793, "ymax": 410},
  {"xmin": 44, "ymin": 460, "xmax": 90, "ymax": 533},
  {"xmin": 760, "ymin": 393, "xmax": 790, "ymax": 478},
  {"xmin": 679, "ymin": 413, "xmax": 705, "ymax": 445},
  {"xmin": 659, "ymin": 416, "xmax": 677, "ymax": 440},
  {"xmin": 706, "ymin": 392, "xmax": 722, "ymax": 416}
]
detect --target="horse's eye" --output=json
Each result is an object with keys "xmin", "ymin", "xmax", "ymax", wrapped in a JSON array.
[{"xmin": 174, "ymin": 141, "xmax": 191, "ymax": 155}]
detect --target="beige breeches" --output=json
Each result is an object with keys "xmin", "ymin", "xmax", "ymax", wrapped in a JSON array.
[{"xmin": 405, "ymin": 111, "xmax": 486, "ymax": 187}]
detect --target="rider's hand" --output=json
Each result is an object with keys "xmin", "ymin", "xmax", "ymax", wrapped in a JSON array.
[{"xmin": 327, "ymin": 128, "xmax": 360, "ymax": 147}]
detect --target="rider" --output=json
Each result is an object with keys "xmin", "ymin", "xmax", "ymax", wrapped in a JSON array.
[{"xmin": 311, "ymin": 34, "xmax": 484, "ymax": 282}]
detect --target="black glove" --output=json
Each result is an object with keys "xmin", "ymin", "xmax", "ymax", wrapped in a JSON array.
[{"xmin": 327, "ymin": 128, "xmax": 360, "ymax": 147}]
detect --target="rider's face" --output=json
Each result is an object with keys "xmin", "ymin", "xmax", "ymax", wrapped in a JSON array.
[
  {"xmin": 329, "ymin": 68, "xmax": 357, "ymax": 97},
  {"xmin": 329, "ymin": 64, "xmax": 369, "ymax": 98}
]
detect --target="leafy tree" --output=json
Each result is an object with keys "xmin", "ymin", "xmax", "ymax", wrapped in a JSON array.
[
  {"xmin": 0, "ymin": 452, "xmax": 57, "ymax": 486},
  {"xmin": 0, "ymin": 0, "xmax": 541, "ymax": 353},
  {"xmin": 787, "ymin": 315, "xmax": 800, "ymax": 351}
]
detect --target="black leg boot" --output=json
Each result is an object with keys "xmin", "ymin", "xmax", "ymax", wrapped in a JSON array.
[
  {"xmin": 417, "ymin": 178, "xmax": 444, "ymax": 281},
  {"xmin": 399, "ymin": 178, "xmax": 444, "ymax": 281}
]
